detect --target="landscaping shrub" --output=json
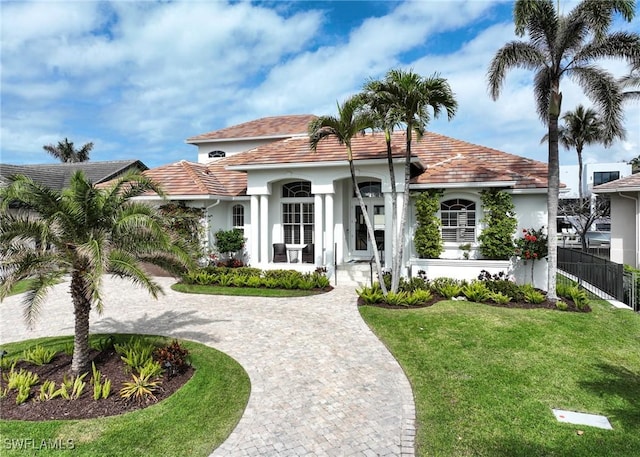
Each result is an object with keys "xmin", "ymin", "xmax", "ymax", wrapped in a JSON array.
[
  {"xmin": 21, "ymin": 345, "xmax": 57, "ymax": 366},
  {"xmin": 383, "ymin": 291, "xmax": 408, "ymax": 306},
  {"xmin": 153, "ymin": 340, "xmax": 191, "ymax": 378},
  {"xmin": 462, "ymin": 281, "xmax": 491, "ymax": 303},
  {"xmin": 431, "ymin": 277, "xmax": 464, "ymax": 299},
  {"xmin": 400, "ymin": 276, "xmax": 430, "ymax": 293},
  {"xmin": 357, "ymin": 286, "xmax": 385, "ymax": 305}
]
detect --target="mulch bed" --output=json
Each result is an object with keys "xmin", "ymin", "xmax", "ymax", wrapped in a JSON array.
[
  {"xmin": 358, "ymin": 293, "xmax": 591, "ymax": 312},
  {"xmin": 0, "ymin": 349, "xmax": 194, "ymax": 421}
]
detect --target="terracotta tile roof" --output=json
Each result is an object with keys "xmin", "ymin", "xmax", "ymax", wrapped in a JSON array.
[
  {"xmin": 410, "ymin": 132, "xmax": 548, "ymax": 189},
  {"xmin": 593, "ymin": 172, "xmax": 640, "ymax": 192},
  {"xmin": 142, "ymin": 160, "xmax": 246, "ymax": 197},
  {"xmin": 186, "ymin": 114, "xmax": 317, "ymax": 142},
  {"xmin": 225, "ymin": 131, "xmax": 549, "ymax": 189}
]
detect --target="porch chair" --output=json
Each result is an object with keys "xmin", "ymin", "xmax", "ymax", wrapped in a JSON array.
[
  {"xmin": 273, "ymin": 243, "xmax": 287, "ymax": 263},
  {"xmin": 302, "ymin": 243, "xmax": 314, "ymax": 264}
]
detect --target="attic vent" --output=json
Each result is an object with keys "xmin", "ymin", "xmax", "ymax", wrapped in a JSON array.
[{"xmin": 208, "ymin": 150, "xmax": 226, "ymax": 158}]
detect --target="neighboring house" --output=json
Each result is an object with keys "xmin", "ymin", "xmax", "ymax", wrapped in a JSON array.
[
  {"xmin": 141, "ymin": 115, "xmax": 551, "ymax": 288},
  {"xmin": 593, "ymin": 173, "xmax": 640, "ymax": 268},
  {"xmin": 559, "ymin": 162, "xmax": 632, "ymax": 201},
  {"xmin": 0, "ymin": 160, "xmax": 148, "ymax": 192}
]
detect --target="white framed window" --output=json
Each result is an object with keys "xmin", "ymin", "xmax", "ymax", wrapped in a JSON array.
[
  {"xmin": 232, "ymin": 204, "xmax": 244, "ymax": 232},
  {"xmin": 282, "ymin": 181, "xmax": 314, "ymax": 244},
  {"xmin": 441, "ymin": 198, "xmax": 476, "ymax": 243},
  {"xmin": 355, "ymin": 181, "xmax": 382, "ymax": 198}
]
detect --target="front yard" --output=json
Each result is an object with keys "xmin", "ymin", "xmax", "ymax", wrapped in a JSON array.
[{"xmin": 360, "ymin": 299, "xmax": 640, "ymax": 457}]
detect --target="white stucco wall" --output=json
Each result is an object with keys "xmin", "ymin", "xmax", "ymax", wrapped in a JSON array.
[
  {"xmin": 609, "ymin": 193, "xmax": 639, "ymax": 268},
  {"xmin": 195, "ymin": 138, "xmax": 301, "ymax": 164}
]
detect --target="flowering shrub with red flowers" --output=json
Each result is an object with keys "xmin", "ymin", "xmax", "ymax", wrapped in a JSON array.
[{"xmin": 515, "ymin": 227, "xmax": 548, "ymax": 261}]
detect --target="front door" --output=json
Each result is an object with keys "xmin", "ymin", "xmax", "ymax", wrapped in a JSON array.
[{"xmin": 352, "ymin": 201, "xmax": 385, "ymax": 260}]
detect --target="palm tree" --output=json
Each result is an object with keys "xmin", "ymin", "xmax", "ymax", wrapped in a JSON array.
[
  {"xmin": 43, "ymin": 137, "xmax": 93, "ymax": 162},
  {"xmin": 487, "ymin": 0, "xmax": 638, "ymax": 300},
  {"xmin": 543, "ymin": 105, "xmax": 604, "ymax": 204},
  {"xmin": 308, "ymin": 95, "xmax": 388, "ymax": 294},
  {"xmin": 0, "ymin": 171, "xmax": 191, "ymax": 374},
  {"xmin": 619, "ymin": 62, "xmax": 640, "ymax": 101},
  {"xmin": 367, "ymin": 69, "xmax": 457, "ymax": 293}
]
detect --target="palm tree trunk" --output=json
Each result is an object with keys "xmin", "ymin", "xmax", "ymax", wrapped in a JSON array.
[
  {"xmin": 547, "ymin": 115, "xmax": 560, "ymax": 302},
  {"xmin": 71, "ymin": 271, "xmax": 92, "ymax": 374},
  {"xmin": 348, "ymin": 152, "xmax": 387, "ymax": 294},
  {"xmin": 385, "ymin": 130, "xmax": 399, "ymax": 293},
  {"xmin": 577, "ymin": 147, "xmax": 584, "ymax": 206},
  {"xmin": 393, "ymin": 128, "xmax": 413, "ymax": 292}
]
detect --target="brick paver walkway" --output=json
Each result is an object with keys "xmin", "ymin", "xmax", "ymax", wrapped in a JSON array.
[{"xmin": 0, "ymin": 276, "xmax": 415, "ymax": 456}]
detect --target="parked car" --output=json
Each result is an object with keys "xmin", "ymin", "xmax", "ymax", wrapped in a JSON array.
[{"xmin": 584, "ymin": 231, "xmax": 611, "ymax": 247}]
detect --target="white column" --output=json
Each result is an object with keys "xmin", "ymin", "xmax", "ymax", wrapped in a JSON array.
[
  {"xmin": 260, "ymin": 194, "xmax": 269, "ymax": 264},
  {"xmin": 396, "ymin": 192, "xmax": 406, "ymax": 265},
  {"xmin": 325, "ymin": 193, "xmax": 334, "ymax": 268},
  {"xmin": 314, "ymin": 193, "xmax": 324, "ymax": 265},
  {"xmin": 250, "ymin": 195, "xmax": 260, "ymax": 265}
]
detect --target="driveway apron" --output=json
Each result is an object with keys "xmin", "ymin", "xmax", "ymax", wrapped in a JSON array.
[{"xmin": 0, "ymin": 276, "xmax": 415, "ymax": 456}]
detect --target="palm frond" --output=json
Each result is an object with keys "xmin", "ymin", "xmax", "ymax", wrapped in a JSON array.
[
  {"xmin": 488, "ymin": 41, "xmax": 546, "ymax": 100},
  {"xmin": 21, "ymin": 273, "xmax": 64, "ymax": 328},
  {"xmin": 575, "ymin": 0, "xmax": 636, "ymax": 40},
  {"xmin": 107, "ymin": 250, "xmax": 163, "ymax": 299},
  {"xmin": 570, "ymin": 65, "xmax": 626, "ymax": 144}
]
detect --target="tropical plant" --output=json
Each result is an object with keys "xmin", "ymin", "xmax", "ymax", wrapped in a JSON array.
[
  {"xmin": 309, "ymin": 95, "xmax": 387, "ymax": 294},
  {"xmin": 522, "ymin": 285, "xmax": 546, "ymax": 304},
  {"xmin": 383, "ymin": 291, "xmax": 409, "ymax": 306},
  {"xmin": 431, "ymin": 277, "xmax": 464, "ymax": 299},
  {"xmin": 158, "ymin": 203, "xmax": 205, "ymax": 262},
  {"xmin": 413, "ymin": 190, "xmax": 444, "ymax": 259},
  {"xmin": 153, "ymin": 340, "xmax": 190, "ymax": 378},
  {"xmin": 487, "ymin": 0, "xmax": 638, "ymax": 299},
  {"xmin": 356, "ymin": 285, "xmax": 385, "ymax": 305},
  {"xmin": 119, "ymin": 372, "xmax": 161, "ymax": 404},
  {"xmin": 478, "ymin": 189, "xmax": 517, "ymax": 260},
  {"xmin": 490, "ymin": 291, "xmax": 512, "ymax": 305},
  {"xmin": 43, "ymin": 137, "xmax": 93, "ymax": 163},
  {"xmin": 462, "ymin": 281, "xmax": 491, "ymax": 303},
  {"xmin": 21, "ymin": 344, "xmax": 57, "ymax": 366},
  {"xmin": 364, "ymin": 69, "xmax": 457, "ymax": 293},
  {"xmin": 0, "ymin": 171, "xmax": 192, "ymax": 374}
]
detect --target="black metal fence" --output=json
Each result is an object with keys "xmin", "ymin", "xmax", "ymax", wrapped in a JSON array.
[{"xmin": 558, "ymin": 247, "xmax": 624, "ymax": 301}]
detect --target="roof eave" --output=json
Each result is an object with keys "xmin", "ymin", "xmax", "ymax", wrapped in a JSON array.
[{"xmin": 226, "ymin": 156, "xmax": 421, "ymax": 171}]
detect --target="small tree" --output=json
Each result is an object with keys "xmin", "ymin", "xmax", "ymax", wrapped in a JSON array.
[
  {"xmin": 559, "ymin": 197, "xmax": 610, "ymax": 252},
  {"xmin": 413, "ymin": 190, "xmax": 444, "ymax": 259},
  {"xmin": 159, "ymin": 203, "xmax": 205, "ymax": 262},
  {"xmin": 215, "ymin": 229, "xmax": 245, "ymax": 264},
  {"xmin": 478, "ymin": 189, "xmax": 517, "ymax": 260}
]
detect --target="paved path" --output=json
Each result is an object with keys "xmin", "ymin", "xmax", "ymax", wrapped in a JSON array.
[{"xmin": 0, "ymin": 276, "xmax": 415, "ymax": 456}]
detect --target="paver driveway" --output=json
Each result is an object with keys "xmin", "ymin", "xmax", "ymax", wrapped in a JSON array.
[{"xmin": 0, "ymin": 276, "xmax": 415, "ymax": 456}]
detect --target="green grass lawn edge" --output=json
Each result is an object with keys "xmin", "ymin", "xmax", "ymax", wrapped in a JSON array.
[
  {"xmin": 0, "ymin": 334, "xmax": 250, "ymax": 457},
  {"xmin": 359, "ymin": 299, "xmax": 640, "ymax": 457},
  {"xmin": 172, "ymin": 282, "xmax": 327, "ymax": 297}
]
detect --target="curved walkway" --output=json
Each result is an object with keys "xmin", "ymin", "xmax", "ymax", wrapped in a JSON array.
[{"xmin": 0, "ymin": 276, "xmax": 415, "ymax": 456}]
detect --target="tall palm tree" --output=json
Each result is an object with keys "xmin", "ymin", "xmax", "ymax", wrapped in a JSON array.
[
  {"xmin": 487, "ymin": 0, "xmax": 638, "ymax": 300},
  {"xmin": 43, "ymin": 137, "xmax": 93, "ymax": 162},
  {"xmin": 308, "ymin": 96, "xmax": 388, "ymax": 294},
  {"xmin": 368, "ymin": 69, "xmax": 457, "ymax": 293},
  {"xmin": 543, "ymin": 105, "xmax": 605, "ymax": 204},
  {"xmin": 0, "ymin": 171, "xmax": 191, "ymax": 374}
]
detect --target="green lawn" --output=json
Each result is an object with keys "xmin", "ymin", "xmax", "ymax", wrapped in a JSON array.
[
  {"xmin": 0, "ymin": 335, "xmax": 250, "ymax": 457},
  {"xmin": 172, "ymin": 282, "xmax": 325, "ymax": 297},
  {"xmin": 360, "ymin": 300, "xmax": 640, "ymax": 457}
]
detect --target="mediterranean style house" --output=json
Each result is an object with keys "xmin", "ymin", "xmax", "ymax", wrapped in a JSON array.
[{"xmin": 140, "ymin": 115, "xmax": 551, "ymax": 287}]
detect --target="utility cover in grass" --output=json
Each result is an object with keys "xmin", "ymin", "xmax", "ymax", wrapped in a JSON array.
[{"xmin": 553, "ymin": 409, "xmax": 613, "ymax": 430}]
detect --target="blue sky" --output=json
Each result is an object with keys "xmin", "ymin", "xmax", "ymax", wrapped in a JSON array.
[{"xmin": 1, "ymin": 0, "xmax": 638, "ymax": 168}]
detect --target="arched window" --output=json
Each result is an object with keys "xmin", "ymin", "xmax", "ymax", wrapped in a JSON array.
[
  {"xmin": 441, "ymin": 199, "xmax": 476, "ymax": 243},
  {"xmin": 281, "ymin": 181, "xmax": 314, "ymax": 244},
  {"xmin": 355, "ymin": 181, "xmax": 382, "ymax": 198},
  {"xmin": 208, "ymin": 150, "xmax": 226, "ymax": 158},
  {"xmin": 282, "ymin": 181, "xmax": 312, "ymax": 198},
  {"xmin": 232, "ymin": 204, "xmax": 244, "ymax": 230}
]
